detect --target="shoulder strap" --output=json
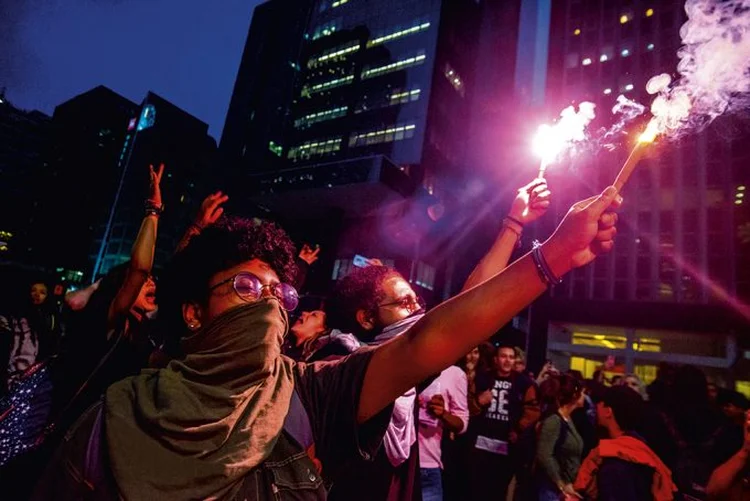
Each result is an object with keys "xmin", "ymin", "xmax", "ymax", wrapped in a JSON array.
[
  {"xmin": 553, "ymin": 414, "xmax": 570, "ymax": 454},
  {"xmin": 283, "ymin": 389, "xmax": 314, "ymax": 450},
  {"xmin": 44, "ymin": 332, "xmax": 125, "ymax": 438}
]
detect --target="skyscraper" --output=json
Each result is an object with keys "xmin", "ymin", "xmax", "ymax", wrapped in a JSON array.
[
  {"xmin": 539, "ymin": 0, "xmax": 749, "ymax": 389},
  {"xmin": 221, "ymin": 0, "xmax": 552, "ymax": 298},
  {"xmin": 0, "ymin": 92, "xmax": 51, "ymax": 265},
  {"xmin": 90, "ymin": 91, "xmax": 218, "ymax": 278}
]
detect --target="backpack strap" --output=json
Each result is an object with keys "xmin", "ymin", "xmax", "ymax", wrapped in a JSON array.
[
  {"xmin": 283, "ymin": 389, "xmax": 314, "ymax": 450},
  {"xmin": 553, "ymin": 414, "xmax": 570, "ymax": 456},
  {"xmin": 83, "ymin": 405, "xmax": 106, "ymax": 484}
]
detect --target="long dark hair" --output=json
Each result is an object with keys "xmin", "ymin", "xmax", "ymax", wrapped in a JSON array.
[{"xmin": 539, "ymin": 374, "xmax": 583, "ymax": 418}]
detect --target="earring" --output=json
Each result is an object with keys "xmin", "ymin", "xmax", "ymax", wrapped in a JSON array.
[{"xmin": 188, "ymin": 322, "xmax": 200, "ymax": 330}]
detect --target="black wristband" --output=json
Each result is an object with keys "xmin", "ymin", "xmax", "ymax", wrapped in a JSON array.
[
  {"xmin": 144, "ymin": 199, "xmax": 164, "ymax": 216},
  {"xmin": 506, "ymin": 215, "xmax": 524, "ymax": 227},
  {"xmin": 531, "ymin": 240, "xmax": 562, "ymax": 285}
]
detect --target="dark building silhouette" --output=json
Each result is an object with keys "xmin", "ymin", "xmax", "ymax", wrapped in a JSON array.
[
  {"xmin": 89, "ymin": 91, "xmax": 218, "ymax": 278},
  {"xmin": 0, "ymin": 91, "xmax": 51, "ymax": 265},
  {"xmin": 7, "ymin": 86, "xmax": 217, "ymax": 282},
  {"xmin": 37, "ymin": 86, "xmax": 138, "ymax": 281}
]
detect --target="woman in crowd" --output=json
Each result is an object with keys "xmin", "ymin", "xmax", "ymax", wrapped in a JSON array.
[
  {"xmin": 56, "ymin": 164, "xmax": 164, "ymax": 414},
  {"xmin": 290, "ymin": 309, "xmax": 361, "ymax": 362},
  {"xmin": 534, "ymin": 374, "xmax": 585, "ymax": 500},
  {"xmin": 31, "ymin": 184, "xmax": 620, "ymax": 500},
  {"xmin": 1, "ymin": 280, "xmax": 63, "ymax": 389}
]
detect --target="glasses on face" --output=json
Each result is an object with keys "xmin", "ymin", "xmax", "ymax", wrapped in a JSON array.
[
  {"xmin": 209, "ymin": 272, "xmax": 299, "ymax": 311},
  {"xmin": 378, "ymin": 294, "xmax": 425, "ymax": 312}
]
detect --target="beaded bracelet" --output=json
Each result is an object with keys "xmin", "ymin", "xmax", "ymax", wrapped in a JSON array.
[
  {"xmin": 531, "ymin": 240, "xmax": 563, "ymax": 286},
  {"xmin": 502, "ymin": 218, "xmax": 523, "ymax": 248},
  {"xmin": 144, "ymin": 199, "xmax": 164, "ymax": 217}
]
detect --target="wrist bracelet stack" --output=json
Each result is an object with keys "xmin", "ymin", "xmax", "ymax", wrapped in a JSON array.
[
  {"xmin": 144, "ymin": 200, "xmax": 164, "ymax": 218},
  {"xmin": 502, "ymin": 216, "xmax": 524, "ymax": 248},
  {"xmin": 531, "ymin": 240, "xmax": 563, "ymax": 286}
]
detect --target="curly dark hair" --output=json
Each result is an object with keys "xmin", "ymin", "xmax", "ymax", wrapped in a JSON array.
[
  {"xmin": 157, "ymin": 217, "xmax": 298, "ymax": 341},
  {"xmin": 325, "ymin": 265, "xmax": 403, "ymax": 337}
]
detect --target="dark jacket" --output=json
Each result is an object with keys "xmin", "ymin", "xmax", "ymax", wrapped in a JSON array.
[
  {"xmin": 31, "ymin": 349, "xmax": 391, "ymax": 501},
  {"xmin": 597, "ymin": 456, "xmax": 655, "ymax": 500}
]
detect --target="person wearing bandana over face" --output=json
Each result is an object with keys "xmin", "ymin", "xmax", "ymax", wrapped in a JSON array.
[{"xmin": 32, "ymin": 183, "xmax": 620, "ymax": 501}]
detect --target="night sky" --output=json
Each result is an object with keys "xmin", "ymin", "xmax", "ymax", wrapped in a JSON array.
[{"xmin": 1, "ymin": 0, "xmax": 263, "ymax": 139}]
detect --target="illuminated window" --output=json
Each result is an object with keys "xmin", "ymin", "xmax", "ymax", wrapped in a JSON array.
[
  {"xmin": 362, "ymin": 52, "xmax": 426, "ymax": 79},
  {"xmin": 600, "ymin": 54, "xmax": 608, "ymax": 62},
  {"xmin": 349, "ymin": 123, "xmax": 416, "ymax": 147},
  {"xmin": 646, "ymin": 43, "xmax": 655, "ymax": 51},
  {"xmin": 573, "ymin": 28, "xmax": 581, "ymax": 36},
  {"xmin": 390, "ymin": 88, "xmax": 421, "ymax": 104},
  {"xmin": 604, "ymin": 88, "xmax": 612, "ymax": 95},
  {"xmin": 301, "ymin": 75, "xmax": 354, "ymax": 96},
  {"xmin": 294, "ymin": 106, "xmax": 349, "ymax": 128},
  {"xmin": 332, "ymin": 0, "xmax": 348, "ymax": 7},
  {"xmin": 645, "ymin": 8, "xmax": 654, "ymax": 17},
  {"xmin": 738, "ymin": 381, "xmax": 750, "ymax": 399},
  {"xmin": 312, "ymin": 21, "xmax": 341, "ymax": 40},
  {"xmin": 444, "ymin": 63, "xmax": 465, "ymax": 97},
  {"xmin": 582, "ymin": 57, "xmax": 592, "ymax": 66},
  {"xmin": 137, "ymin": 105, "xmax": 156, "ymax": 131},
  {"xmin": 368, "ymin": 22, "xmax": 431, "ymax": 47},
  {"xmin": 621, "ymin": 49, "xmax": 631, "ymax": 57},
  {"xmin": 620, "ymin": 14, "xmax": 630, "ymax": 24},
  {"xmin": 268, "ymin": 141, "xmax": 283, "ymax": 157},
  {"xmin": 308, "ymin": 43, "xmax": 361, "ymax": 68},
  {"xmin": 573, "ymin": 332, "xmax": 627, "ymax": 350},
  {"xmin": 287, "ymin": 137, "xmax": 342, "ymax": 161},
  {"xmin": 414, "ymin": 261, "xmax": 436, "ymax": 291}
]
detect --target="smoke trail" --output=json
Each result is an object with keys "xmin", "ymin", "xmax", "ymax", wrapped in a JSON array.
[
  {"xmin": 605, "ymin": 95, "xmax": 647, "ymax": 140},
  {"xmin": 649, "ymin": 0, "xmax": 750, "ymax": 138}
]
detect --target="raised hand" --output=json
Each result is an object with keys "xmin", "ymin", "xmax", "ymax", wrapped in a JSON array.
[
  {"xmin": 195, "ymin": 191, "xmax": 229, "ymax": 229},
  {"xmin": 148, "ymin": 163, "xmax": 165, "ymax": 208},
  {"xmin": 427, "ymin": 394, "xmax": 446, "ymax": 418},
  {"xmin": 298, "ymin": 244, "xmax": 321, "ymax": 265},
  {"xmin": 543, "ymin": 186, "xmax": 620, "ymax": 275},
  {"xmin": 508, "ymin": 178, "xmax": 552, "ymax": 225}
]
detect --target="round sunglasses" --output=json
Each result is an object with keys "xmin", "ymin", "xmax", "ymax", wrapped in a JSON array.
[{"xmin": 209, "ymin": 272, "xmax": 299, "ymax": 311}]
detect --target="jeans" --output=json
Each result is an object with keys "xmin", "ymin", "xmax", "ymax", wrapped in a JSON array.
[{"xmin": 420, "ymin": 467, "xmax": 443, "ymax": 501}]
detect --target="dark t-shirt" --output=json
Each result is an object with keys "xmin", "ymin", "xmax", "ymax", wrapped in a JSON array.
[
  {"xmin": 32, "ymin": 348, "xmax": 392, "ymax": 500},
  {"xmin": 473, "ymin": 374, "xmax": 514, "ymax": 442}
]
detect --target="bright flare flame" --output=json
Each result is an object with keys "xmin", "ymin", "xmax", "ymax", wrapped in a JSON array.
[
  {"xmin": 532, "ymin": 102, "xmax": 596, "ymax": 167},
  {"xmin": 639, "ymin": 120, "xmax": 660, "ymax": 143}
]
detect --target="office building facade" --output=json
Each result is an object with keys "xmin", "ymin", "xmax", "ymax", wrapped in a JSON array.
[{"xmin": 538, "ymin": 0, "xmax": 749, "ymax": 389}]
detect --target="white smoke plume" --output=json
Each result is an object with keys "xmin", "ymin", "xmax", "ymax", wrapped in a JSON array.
[
  {"xmin": 605, "ymin": 95, "xmax": 647, "ymax": 140},
  {"xmin": 533, "ymin": 102, "xmax": 596, "ymax": 167},
  {"xmin": 648, "ymin": 0, "xmax": 750, "ymax": 138}
]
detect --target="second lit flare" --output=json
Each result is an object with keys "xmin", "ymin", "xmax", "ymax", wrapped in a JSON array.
[{"xmin": 532, "ymin": 102, "xmax": 596, "ymax": 177}]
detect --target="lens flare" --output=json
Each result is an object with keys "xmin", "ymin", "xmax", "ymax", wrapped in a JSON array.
[{"xmin": 532, "ymin": 102, "xmax": 596, "ymax": 176}]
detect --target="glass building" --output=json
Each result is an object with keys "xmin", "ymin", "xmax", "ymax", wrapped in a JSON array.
[
  {"xmin": 220, "ymin": 0, "xmax": 524, "ymax": 299},
  {"xmin": 538, "ymin": 0, "xmax": 750, "ymax": 389}
]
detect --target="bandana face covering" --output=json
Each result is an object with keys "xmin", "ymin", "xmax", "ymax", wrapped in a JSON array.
[{"xmin": 105, "ymin": 300, "xmax": 296, "ymax": 501}]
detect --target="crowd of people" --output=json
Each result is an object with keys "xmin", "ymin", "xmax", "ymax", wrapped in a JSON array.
[{"xmin": 0, "ymin": 164, "xmax": 748, "ymax": 500}]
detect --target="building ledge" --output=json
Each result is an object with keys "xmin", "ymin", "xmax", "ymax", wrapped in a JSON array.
[{"xmin": 246, "ymin": 155, "xmax": 417, "ymax": 217}]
